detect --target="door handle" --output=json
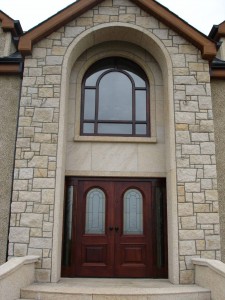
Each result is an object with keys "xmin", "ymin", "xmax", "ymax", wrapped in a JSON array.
[
  {"xmin": 109, "ymin": 227, "xmax": 113, "ymax": 231},
  {"xmin": 115, "ymin": 227, "xmax": 119, "ymax": 232}
]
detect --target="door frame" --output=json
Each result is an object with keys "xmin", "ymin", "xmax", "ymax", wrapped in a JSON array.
[{"xmin": 61, "ymin": 177, "xmax": 168, "ymax": 278}]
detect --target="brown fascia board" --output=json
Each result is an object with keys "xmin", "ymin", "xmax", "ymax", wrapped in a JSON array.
[
  {"xmin": 0, "ymin": 53, "xmax": 23, "ymax": 76},
  {"xmin": 0, "ymin": 64, "xmax": 21, "ymax": 75},
  {"xmin": 18, "ymin": 0, "xmax": 104, "ymax": 55},
  {"xmin": 132, "ymin": 0, "xmax": 217, "ymax": 60},
  {"xmin": 0, "ymin": 11, "xmax": 15, "ymax": 31},
  {"xmin": 0, "ymin": 11, "xmax": 22, "ymax": 37},
  {"xmin": 210, "ymin": 58, "xmax": 225, "ymax": 79},
  {"xmin": 210, "ymin": 69, "xmax": 225, "ymax": 79},
  {"xmin": 18, "ymin": 0, "xmax": 217, "ymax": 60}
]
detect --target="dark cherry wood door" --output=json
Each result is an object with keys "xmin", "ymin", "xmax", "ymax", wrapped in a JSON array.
[
  {"xmin": 61, "ymin": 177, "xmax": 168, "ymax": 278},
  {"xmin": 114, "ymin": 182, "xmax": 152, "ymax": 277},
  {"xmin": 75, "ymin": 180, "xmax": 115, "ymax": 277}
]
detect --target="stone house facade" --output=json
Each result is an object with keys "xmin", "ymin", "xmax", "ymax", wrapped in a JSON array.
[{"xmin": 0, "ymin": 0, "xmax": 225, "ymax": 286}]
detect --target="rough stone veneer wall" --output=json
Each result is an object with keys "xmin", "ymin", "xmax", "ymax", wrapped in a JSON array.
[
  {"xmin": 8, "ymin": 0, "xmax": 221, "ymax": 283},
  {"xmin": 211, "ymin": 80, "xmax": 225, "ymax": 263},
  {"xmin": 0, "ymin": 76, "xmax": 21, "ymax": 265}
]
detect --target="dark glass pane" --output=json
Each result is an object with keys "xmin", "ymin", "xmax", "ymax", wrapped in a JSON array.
[
  {"xmin": 86, "ymin": 70, "xmax": 108, "ymax": 86},
  {"xmin": 98, "ymin": 72, "xmax": 132, "ymax": 121},
  {"xmin": 85, "ymin": 188, "xmax": 105, "ymax": 234},
  {"xmin": 123, "ymin": 189, "xmax": 143, "ymax": 235},
  {"xmin": 83, "ymin": 123, "xmax": 94, "ymax": 134},
  {"xmin": 135, "ymin": 90, "xmax": 147, "ymax": 121},
  {"xmin": 135, "ymin": 124, "xmax": 146, "ymax": 135},
  {"xmin": 84, "ymin": 89, "xmax": 95, "ymax": 120},
  {"xmin": 98, "ymin": 123, "xmax": 132, "ymax": 135},
  {"xmin": 127, "ymin": 71, "xmax": 146, "ymax": 88},
  {"xmin": 62, "ymin": 186, "xmax": 73, "ymax": 267},
  {"xmin": 156, "ymin": 186, "xmax": 164, "ymax": 268}
]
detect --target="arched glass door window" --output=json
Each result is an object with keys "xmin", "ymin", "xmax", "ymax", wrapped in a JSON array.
[
  {"xmin": 85, "ymin": 188, "xmax": 106, "ymax": 234},
  {"xmin": 81, "ymin": 57, "xmax": 150, "ymax": 136},
  {"xmin": 123, "ymin": 189, "xmax": 143, "ymax": 235}
]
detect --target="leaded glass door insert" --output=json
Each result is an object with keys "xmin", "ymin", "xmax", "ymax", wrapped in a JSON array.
[
  {"xmin": 123, "ymin": 189, "xmax": 143, "ymax": 235},
  {"xmin": 85, "ymin": 188, "xmax": 105, "ymax": 234}
]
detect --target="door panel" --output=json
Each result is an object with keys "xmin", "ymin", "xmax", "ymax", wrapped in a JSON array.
[
  {"xmin": 114, "ymin": 182, "xmax": 152, "ymax": 277},
  {"xmin": 61, "ymin": 177, "xmax": 168, "ymax": 278},
  {"xmin": 75, "ymin": 180, "xmax": 114, "ymax": 277}
]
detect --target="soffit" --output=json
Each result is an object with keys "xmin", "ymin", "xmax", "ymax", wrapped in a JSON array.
[{"xmin": 18, "ymin": 0, "xmax": 217, "ymax": 60}]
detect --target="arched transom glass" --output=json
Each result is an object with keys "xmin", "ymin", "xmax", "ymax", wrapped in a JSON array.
[
  {"xmin": 123, "ymin": 189, "xmax": 143, "ymax": 235},
  {"xmin": 85, "ymin": 188, "xmax": 106, "ymax": 234},
  {"xmin": 81, "ymin": 57, "xmax": 150, "ymax": 136}
]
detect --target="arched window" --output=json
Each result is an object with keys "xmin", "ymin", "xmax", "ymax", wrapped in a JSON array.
[
  {"xmin": 123, "ymin": 189, "xmax": 143, "ymax": 235},
  {"xmin": 81, "ymin": 57, "xmax": 150, "ymax": 136}
]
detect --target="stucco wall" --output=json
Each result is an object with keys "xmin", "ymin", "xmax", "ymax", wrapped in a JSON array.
[
  {"xmin": 211, "ymin": 79, "xmax": 225, "ymax": 263},
  {"xmin": 0, "ymin": 26, "xmax": 6, "ymax": 56},
  {"xmin": 0, "ymin": 76, "xmax": 21, "ymax": 265},
  {"xmin": 0, "ymin": 25, "xmax": 16, "ymax": 57}
]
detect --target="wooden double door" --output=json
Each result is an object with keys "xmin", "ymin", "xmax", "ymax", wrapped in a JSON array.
[{"xmin": 62, "ymin": 177, "xmax": 168, "ymax": 278}]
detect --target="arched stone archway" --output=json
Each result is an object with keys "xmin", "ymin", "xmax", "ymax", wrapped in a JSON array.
[{"xmin": 52, "ymin": 23, "xmax": 178, "ymax": 283}]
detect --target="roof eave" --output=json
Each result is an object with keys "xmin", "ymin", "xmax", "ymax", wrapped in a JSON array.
[
  {"xmin": 0, "ymin": 63, "xmax": 22, "ymax": 75},
  {"xmin": 209, "ymin": 22, "xmax": 225, "ymax": 42},
  {"xmin": 18, "ymin": 0, "xmax": 104, "ymax": 55},
  {"xmin": 132, "ymin": 0, "xmax": 217, "ymax": 60},
  {"xmin": 210, "ymin": 69, "xmax": 225, "ymax": 79},
  {"xmin": 0, "ymin": 53, "xmax": 24, "ymax": 76},
  {"xmin": 0, "ymin": 11, "xmax": 23, "ymax": 37},
  {"xmin": 18, "ymin": 0, "xmax": 217, "ymax": 60},
  {"xmin": 210, "ymin": 58, "xmax": 225, "ymax": 79}
]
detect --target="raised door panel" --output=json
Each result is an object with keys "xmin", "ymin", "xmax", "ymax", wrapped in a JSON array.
[
  {"xmin": 114, "ymin": 182, "xmax": 153, "ymax": 277},
  {"xmin": 75, "ymin": 180, "xmax": 114, "ymax": 277}
]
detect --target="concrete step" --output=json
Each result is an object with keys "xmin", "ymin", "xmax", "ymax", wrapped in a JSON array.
[{"xmin": 20, "ymin": 278, "xmax": 211, "ymax": 300}]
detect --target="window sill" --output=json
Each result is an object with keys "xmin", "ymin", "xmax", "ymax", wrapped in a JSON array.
[{"xmin": 74, "ymin": 135, "xmax": 157, "ymax": 143}]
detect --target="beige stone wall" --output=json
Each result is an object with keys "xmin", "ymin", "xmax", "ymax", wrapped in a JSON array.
[
  {"xmin": 8, "ymin": 0, "xmax": 221, "ymax": 284},
  {"xmin": 211, "ymin": 79, "xmax": 225, "ymax": 263},
  {"xmin": 0, "ymin": 76, "xmax": 21, "ymax": 265},
  {"xmin": 66, "ymin": 41, "xmax": 166, "ymax": 177}
]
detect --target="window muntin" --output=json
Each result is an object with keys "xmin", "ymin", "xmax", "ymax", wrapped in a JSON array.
[{"xmin": 81, "ymin": 57, "xmax": 150, "ymax": 137}]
